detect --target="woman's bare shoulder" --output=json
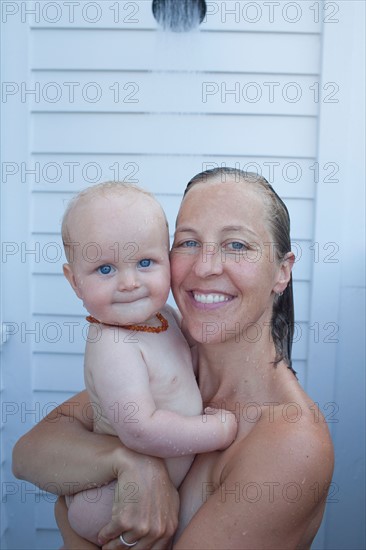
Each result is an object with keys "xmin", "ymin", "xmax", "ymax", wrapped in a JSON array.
[
  {"xmin": 225, "ymin": 392, "xmax": 334, "ymax": 480},
  {"xmin": 217, "ymin": 393, "xmax": 335, "ymax": 538},
  {"xmin": 175, "ymin": 398, "xmax": 334, "ymax": 549}
]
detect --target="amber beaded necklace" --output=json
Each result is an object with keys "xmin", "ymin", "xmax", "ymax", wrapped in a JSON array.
[{"xmin": 86, "ymin": 312, "xmax": 169, "ymax": 333}]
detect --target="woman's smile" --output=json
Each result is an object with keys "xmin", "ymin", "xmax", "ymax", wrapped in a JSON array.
[{"xmin": 190, "ymin": 291, "xmax": 235, "ymax": 308}]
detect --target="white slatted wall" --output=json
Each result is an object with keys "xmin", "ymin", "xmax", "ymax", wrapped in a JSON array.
[{"xmin": 2, "ymin": 1, "xmax": 330, "ymax": 548}]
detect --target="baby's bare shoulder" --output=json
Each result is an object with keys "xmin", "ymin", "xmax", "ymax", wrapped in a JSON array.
[
  {"xmin": 85, "ymin": 325, "xmax": 144, "ymax": 373},
  {"xmin": 161, "ymin": 304, "xmax": 182, "ymax": 327}
]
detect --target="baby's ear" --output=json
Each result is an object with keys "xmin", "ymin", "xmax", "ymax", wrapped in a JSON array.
[
  {"xmin": 63, "ymin": 263, "xmax": 82, "ymax": 299},
  {"xmin": 273, "ymin": 252, "xmax": 295, "ymax": 294}
]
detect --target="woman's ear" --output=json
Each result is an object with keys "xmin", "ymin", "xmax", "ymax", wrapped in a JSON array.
[
  {"xmin": 63, "ymin": 263, "xmax": 82, "ymax": 299},
  {"xmin": 273, "ymin": 251, "xmax": 295, "ymax": 294}
]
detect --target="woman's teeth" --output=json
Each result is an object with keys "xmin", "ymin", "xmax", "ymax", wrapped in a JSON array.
[{"xmin": 193, "ymin": 293, "xmax": 230, "ymax": 304}]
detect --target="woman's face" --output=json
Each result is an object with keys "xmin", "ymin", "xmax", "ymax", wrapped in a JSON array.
[{"xmin": 170, "ymin": 179, "xmax": 291, "ymax": 344}]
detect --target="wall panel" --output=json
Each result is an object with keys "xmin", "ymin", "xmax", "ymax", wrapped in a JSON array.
[{"xmin": 3, "ymin": 1, "xmax": 326, "ymax": 546}]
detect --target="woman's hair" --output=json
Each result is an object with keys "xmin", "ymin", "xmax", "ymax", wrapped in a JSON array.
[{"xmin": 184, "ymin": 167, "xmax": 296, "ymax": 375}]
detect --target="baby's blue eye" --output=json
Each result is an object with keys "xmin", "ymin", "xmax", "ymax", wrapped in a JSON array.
[
  {"xmin": 98, "ymin": 264, "xmax": 114, "ymax": 275},
  {"xmin": 139, "ymin": 259, "xmax": 151, "ymax": 268}
]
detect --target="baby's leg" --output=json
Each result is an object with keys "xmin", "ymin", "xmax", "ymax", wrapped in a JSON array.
[{"xmin": 66, "ymin": 481, "xmax": 116, "ymax": 545}]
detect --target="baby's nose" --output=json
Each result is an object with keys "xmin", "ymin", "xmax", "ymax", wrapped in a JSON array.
[{"xmin": 118, "ymin": 271, "xmax": 139, "ymax": 291}]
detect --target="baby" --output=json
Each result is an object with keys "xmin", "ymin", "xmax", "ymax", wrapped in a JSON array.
[{"xmin": 61, "ymin": 182, "xmax": 237, "ymax": 544}]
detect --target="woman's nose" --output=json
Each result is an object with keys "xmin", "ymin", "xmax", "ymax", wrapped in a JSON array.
[{"xmin": 193, "ymin": 243, "xmax": 224, "ymax": 278}]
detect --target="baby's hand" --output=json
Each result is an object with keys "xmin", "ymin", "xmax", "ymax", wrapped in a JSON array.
[{"xmin": 204, "ymin": 407, "xmax": 238, "ymax": 449}]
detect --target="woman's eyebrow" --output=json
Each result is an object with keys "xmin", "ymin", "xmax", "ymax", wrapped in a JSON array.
[
  {"xmin": 174, "ymin": 226, "xmax": 198, "ymax": 234},
  {"xmin": 175, "ymin": 225, "xmax": 259, "ymax": 238},
  {"xmin": 222, "ymin": 225, "xmax": 258, "ymax": 238}
]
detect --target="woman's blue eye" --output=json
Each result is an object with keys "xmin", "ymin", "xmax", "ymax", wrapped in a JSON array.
[
  {"xmin": 230, "ymin": 242, "xmax": 244, "ymax": 250},
  {"xmin": 98, "ymin": 265, "xmax": 114, "ymax": 275},
  {"xmin": 139, "ymin": 259, "xmax": 151, "ymax": 268},
  {"xmin": 183, "ymin": 240, "xmax": 198, "ymax": 247},
  {"xmin": 225, "ymin": 242, "xmax": 246, "ymax": 251}
]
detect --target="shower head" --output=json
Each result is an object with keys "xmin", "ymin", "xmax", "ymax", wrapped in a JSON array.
[{"xmin": 152, "ymin": 0, "xmax": 207, "ymax": 32}]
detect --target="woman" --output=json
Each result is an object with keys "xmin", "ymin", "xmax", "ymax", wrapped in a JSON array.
[{"xmin": 13, "ymin": 168, "xmax": 334, "ymax": 549}]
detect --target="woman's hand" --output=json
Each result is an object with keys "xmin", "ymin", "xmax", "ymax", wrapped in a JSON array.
[
  {"xmin": 13, "ymin": 391, "xmax": 179, "ymax": 548},
  {"xmin": 98, "ymin": 450, "xmax": 179, "ymax": 550}
]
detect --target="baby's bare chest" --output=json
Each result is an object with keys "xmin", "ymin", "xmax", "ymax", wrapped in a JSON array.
[{"xmin": 138, "ymin": 327, "xmax": 201, "ymax": 414}]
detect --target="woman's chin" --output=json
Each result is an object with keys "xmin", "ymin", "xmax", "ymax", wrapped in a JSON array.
[{"xmin": 184, "ymin": 320, "xmax": 222, "ymax": 345}]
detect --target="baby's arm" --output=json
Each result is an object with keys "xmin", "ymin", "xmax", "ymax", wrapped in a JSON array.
[{"xmin": 89, "ymin": 331, "xmax": 237, "ymax": 458}]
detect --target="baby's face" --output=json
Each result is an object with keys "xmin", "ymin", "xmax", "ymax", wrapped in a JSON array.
[{"xmin": 64, "ymin": 193, "xmax": 171, "ymax": 326}]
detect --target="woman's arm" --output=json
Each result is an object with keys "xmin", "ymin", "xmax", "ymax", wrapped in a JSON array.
[
  {"xmin": 12, "ymin": 390, "xmax": 179, "ymax": 548},
  {"xmin": 12, "ymin": 391, "xmax": 124, "ymax": 492}
]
